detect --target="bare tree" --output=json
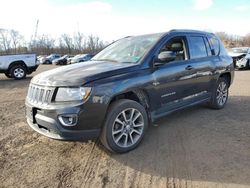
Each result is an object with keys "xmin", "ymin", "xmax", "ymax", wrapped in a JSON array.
[
  {"xmin": 215, "ymin": 32, "xmax": 245, "ymax": 48},
  {"xmin": 60, "ymin": 34, "xmax": 74, "ymax": 54},
  {"xmin": 10, "ymin": 30, "xmax": 23, "ymax": 54},
  {"xmin": 86, "ymin": 35, "xmax": 105, "ymax": 54},
  {"xmin": 29, "ymin": 35, "xmax": 55, "ymax": 55},
  {"xmin": 0, "ymin": 28, "xmax": 107, "ymax": 55},
  {"xmin": 73, "ymin": 32, "xmax": 84, "ymax": 51},
  {"xmin": 39, "ymin": 35, "xmax": 55, "ymax": 54},
  {"xmin": 215, "ymin": 32, "xmax": 228, "ymax": 42},
  {"xmin": 243, "ymin": 34, "xmax": 250, "ymax": 46},
  {"xmin": 0, "ymin": 29, "xmax": 12, "ymax": 54}
]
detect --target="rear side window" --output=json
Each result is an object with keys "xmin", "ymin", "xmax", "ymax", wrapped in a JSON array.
[
  {"xmin": 208, "ymin": 37, "xmax": 220, "ymax": 55},
  {"xmin": 188, "ymin": 36, "xmax": 207, "ymax": 59}
]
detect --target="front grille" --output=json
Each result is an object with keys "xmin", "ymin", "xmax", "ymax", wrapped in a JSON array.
[{"xmin": 27, "ymin": 84, "xmax": 54, "ymax": 105}]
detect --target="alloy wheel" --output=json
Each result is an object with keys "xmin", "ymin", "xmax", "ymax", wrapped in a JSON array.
[
  {"xmin": 112, "ymin": 108, "xmax": 144, "ymax": 148},
  {"xmin": 216, "ymin": 81, "xmax": 228, "ymax": 106},
  {"xmin": 14, "ymin": 68, "xmax": 25, "ymax": 78}
]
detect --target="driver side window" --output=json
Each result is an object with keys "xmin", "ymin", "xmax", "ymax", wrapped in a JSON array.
[{"xmin": 158, "ymin": 37, "xmax": 188, "ymax": 63}]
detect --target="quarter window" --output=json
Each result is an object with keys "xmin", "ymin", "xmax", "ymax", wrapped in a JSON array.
[
  {"xmin": 208, "ymin": 37, "xmax": 220, "ymax": 55},
  {"xmin": 189, "ymin": 36, "xmax": 208, "ymax": 59}
]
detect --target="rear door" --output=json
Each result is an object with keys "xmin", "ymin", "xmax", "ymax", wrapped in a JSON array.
[{"xmin": 186, "ymin": 34, "xmax": 216, "ymax": 95}]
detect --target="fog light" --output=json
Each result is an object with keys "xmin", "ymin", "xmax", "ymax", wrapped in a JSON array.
[{"xmin": 58, "ymin": 114, "xmax": 78, "ymax": 126}]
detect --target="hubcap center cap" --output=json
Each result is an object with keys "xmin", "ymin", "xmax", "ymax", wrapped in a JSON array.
[{"xmin": 125, "ymin": 124, "xmax": 131, "ymax": 131}]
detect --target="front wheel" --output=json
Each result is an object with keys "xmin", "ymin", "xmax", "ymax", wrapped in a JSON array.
[
  {"xmin": 208, "ymin": 77, "xmax": 229, "ymax": 109},
  {"xmin": 100, "ymin": 99, "xmax": 148, "ymax": 153}
]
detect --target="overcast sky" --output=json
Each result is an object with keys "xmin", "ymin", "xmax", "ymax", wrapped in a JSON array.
[{"xmin": 0, "ymin": 0, "xmax": 249, "ymax": 42}]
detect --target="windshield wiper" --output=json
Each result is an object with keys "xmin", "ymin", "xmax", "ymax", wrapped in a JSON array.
[{"xmin": 120, "ymin": 61, "xmax": 135, "ymax": 64}]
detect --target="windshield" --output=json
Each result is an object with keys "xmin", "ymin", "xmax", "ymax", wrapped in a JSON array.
[
  {"xmin": 230, "ymin": 47, "xmax": 249, "ymax": 53},
  {"xmin": 73, "ymin": 54, "xmax": 81, "ymax": 59},
  {"xmin": 79, "ymin": 54, "xmax": 88, "ymax": 58},
  {"xmin": 92, "ymin": 33, "xmax": 163, "ymax": 63}
]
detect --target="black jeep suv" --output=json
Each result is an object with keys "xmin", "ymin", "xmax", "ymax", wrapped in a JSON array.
[{"xmin": 25, "ymin": 30, "xmax": 234, "ymax": 153}]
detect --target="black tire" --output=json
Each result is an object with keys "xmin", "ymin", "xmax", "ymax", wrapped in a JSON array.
[
  {"xmin": 4, "ymin": 72, "xmax": 12, "ymax": 78},
  {"xmin": 100, "ymin": 99, "xmax": 148, "ymax": 153},
  {"xmin": 45, "ymin": 60, "xmax": 51, "ymax": 64},
  {"xmin": 10, "ymin": 65, "xmax": 27, "ymax": 80},
  {"xmin": 246, "ymin": 60, "xmax": 250, "ymax": 70},
  {"xmin": 208, "ymin": 77, "xmax": 229, "ymax": 109}
]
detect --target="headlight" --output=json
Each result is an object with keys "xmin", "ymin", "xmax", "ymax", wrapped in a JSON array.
[{"xmin": 55, "ymin": 87, "xmax": 91, "ymax": 102}]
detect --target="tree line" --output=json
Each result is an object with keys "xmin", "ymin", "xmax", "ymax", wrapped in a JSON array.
[
  {"xmin": 0, "ymin": 28, "xmax": 107, "ymax": 56},
  {"xmin": 1, "ymin": 28, "xmax": 250, "ymax": 56},
  {"xmin": 215, "ymin": 32, "xmax": 250, "ymax": 48}
]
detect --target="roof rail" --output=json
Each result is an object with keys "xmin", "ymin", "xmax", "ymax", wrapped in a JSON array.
[{"xmin": 169, "ymin": 29, "xmax": 213, "ymax": 35}]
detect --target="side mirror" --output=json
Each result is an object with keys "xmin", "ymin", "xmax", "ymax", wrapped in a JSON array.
[{"xmin": 156, "ymin": 51, "xmax": 176, "ymax": 63}]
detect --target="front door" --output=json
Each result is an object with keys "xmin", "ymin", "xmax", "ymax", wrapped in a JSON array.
[{"xmin": 150, "ymin": 35, "xmax": 200, "ymax": 117}]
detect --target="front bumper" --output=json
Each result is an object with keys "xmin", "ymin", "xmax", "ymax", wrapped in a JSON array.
[
  {"xmin": 236, "ymin": 59, "xmax": 248, "ymax": 69},
  {"xmin": 25, "ymin": 102, "xmax": 101, "ymax": 141},
  {"xmin": 235, "ymin": 64, "xmax": 246, "ymax": 69}
]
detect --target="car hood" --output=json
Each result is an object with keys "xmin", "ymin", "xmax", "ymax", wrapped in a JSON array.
[
  {"xmin": 31, "ymin": 61, "xmax": 139, "ymax": 86},
  {"xmin": 228, "ymin": 52, "xmax": 246, "ymax": 57}
]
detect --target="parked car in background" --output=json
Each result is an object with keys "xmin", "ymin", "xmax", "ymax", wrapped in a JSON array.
[
  {"xmin": 67, "ymin": 54, "xmax": 81, "ymax": 64},
  {"xmin": 25, "ymin": 29, "xmax": 234, "ymax": 153},
  {"xmin": 67, "ymin": 55, "xmax": 77, "ymax": 64},
  {"xmin": 37, "ymin": 55, "xmax": 46, "ymax": 63},
  {"xmin": 228, "ymin": 47, "xmax": 250, "ymax": 68},
  {"xmin": 0, "ymin": 54, "xmax": 39, "ymax": 79},
  {"xmin": 235, "ymin": 48, "xmax": 250, "ymax": 69},
  {"xmin": 41, "ymin": 54, "xmax": 61, "ymax": 64},
  {"xmin": 70, "ymin": 54, "xmax": 94, "ymax": 64},
  {"xmin": 52, "ymin": 55, "xmax": 74, "ymax": 65}
]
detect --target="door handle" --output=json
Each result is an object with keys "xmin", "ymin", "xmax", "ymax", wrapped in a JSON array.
[{"xmin": 185, "ymin": 65, "xmax": 194, "ymax": 70}]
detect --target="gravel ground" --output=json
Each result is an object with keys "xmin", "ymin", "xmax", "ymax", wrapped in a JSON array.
[{"xmin": 0, "ymin": 65, "xmax": 250, "ymax": 188}]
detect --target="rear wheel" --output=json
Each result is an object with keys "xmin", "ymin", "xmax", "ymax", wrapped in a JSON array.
[
  {"xmin": 45, "ymin": 60, "xmax": 51, "ymax": 64},
  {"xmin": 100, "ymin": 99, "xmax": 148, "ymax": 153},
  {"xmin": 208, "ymin": 77, "xmax": 229, "ymax": 109},
  {"xmin": 10, "ymin": 65, "xmax": 27, "ymax": 80}
]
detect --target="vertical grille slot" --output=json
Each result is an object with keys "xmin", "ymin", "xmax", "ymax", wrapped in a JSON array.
[
  {"xmin": 39, "ymin": 89, "xmax": 44, "ymax": 103},
  {"xmin": 45, "ymin": 90, "xmax": 51, "ymax": 103}
]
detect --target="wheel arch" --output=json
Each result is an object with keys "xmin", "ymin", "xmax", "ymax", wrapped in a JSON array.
[
  {"xmin": 107, "ymin": 89, "xmax": 151, "ymax": 121},
  {"xmin": 8, "ymin": 61, "xmax": 27, "ymax": 72},
  {"xmin": 219, "ymin": 72, "xmax": 231, "ymax": 87}
]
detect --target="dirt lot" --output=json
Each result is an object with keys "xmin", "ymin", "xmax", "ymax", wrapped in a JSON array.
[{"xmin": 0, "ymin": 65, "xmax": 250, "ymax": 188}]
